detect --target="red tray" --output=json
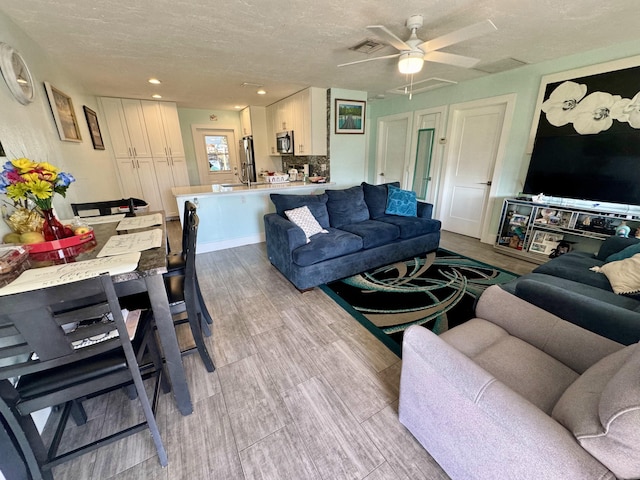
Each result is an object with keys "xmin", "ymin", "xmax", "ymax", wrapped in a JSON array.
[{"xmin": 26, "ymin": 231, "xmax": 96, "ymax": 253}]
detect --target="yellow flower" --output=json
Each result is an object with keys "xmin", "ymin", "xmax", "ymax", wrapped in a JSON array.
[
  {"xmin": 11, "ymin": 157, "xmax": 36, "ymax": 173},
  {"xmin": 25, "ymin": 179, "xmax": 53, "ymax": 200},
  {"xmin": 35, "ymin": 162, "xmax": 60, "ymax": 174},
  {"xmin": 6, "ymin": 183, "xmax": 30, "ymax": 200}
]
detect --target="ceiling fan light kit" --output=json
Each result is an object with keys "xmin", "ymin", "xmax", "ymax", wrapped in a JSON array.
[{"xmin": 398, "ymin": 51, "xmax": 424, "ymax": 74}]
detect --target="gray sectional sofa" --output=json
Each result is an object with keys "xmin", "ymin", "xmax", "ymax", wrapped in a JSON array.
[
  {"xmin": 264, "ymin": 182, "xmax": 441, "ymax": 290},
  {"xmin": 502, "ymin": 236, "xmax": 640, "ymax": 345}
]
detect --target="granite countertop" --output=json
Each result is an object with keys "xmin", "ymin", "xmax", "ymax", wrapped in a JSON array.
[{"xmin": 172, "ymin": 181, "xmax": 332, "ymax": 198}]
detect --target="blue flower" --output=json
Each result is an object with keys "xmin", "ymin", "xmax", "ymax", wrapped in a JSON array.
[{"xmin": 56, "ymin": 171, "xmax": 76, "ymax": 187}]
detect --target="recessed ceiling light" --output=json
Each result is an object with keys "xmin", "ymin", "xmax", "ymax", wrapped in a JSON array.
[
  {"xmin": 152, "ymin": 94, "xmax": 162, "ymax": 99},
  {"xmin": 148, "ymin": 78, "xmax": 162, "ymax": 85},
  {"xmin": 257, "ymin": 89, "xmax": 266, "ymax": 95},
  {"xmin": 234, "ymin": 105, "xmax": 243, "ymax": 109}
]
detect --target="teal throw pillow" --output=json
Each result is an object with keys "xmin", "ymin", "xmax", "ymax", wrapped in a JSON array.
[
  {"xmin": 385, "ymin": 185, "xmax": 417, "ymax": 217},
  {"xmin": 606, "ymin": 242, "xmax": 640, "ymax": 263}
]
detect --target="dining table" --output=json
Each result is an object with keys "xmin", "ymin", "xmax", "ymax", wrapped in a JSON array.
[{"xmin": 0, "ymin": 211, "xmax": 193, "ymax": 416}]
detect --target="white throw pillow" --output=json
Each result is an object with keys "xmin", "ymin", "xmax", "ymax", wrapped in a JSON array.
[
  {"xmin": 285, "ymin": 205, "xmax": 328, "ymax": 243},
  {"xmin": 591, "ymin": 253, "xmax": 640, "ymax": 294}
]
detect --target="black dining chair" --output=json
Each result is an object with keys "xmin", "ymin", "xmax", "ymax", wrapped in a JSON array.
[
  {"xmin": 70, "ymin": 197, "xmax": 138, "ymax": 217},
  {"xmin": 166, "ymin": 201, "xmax": 214, "ymax": 327},
  {"xmin": 164, "ymin": 207, "xmax": 216, "ymax": 372},
  {"xmin": 0, "ymin": 274, "xmax": 168, "ymax": 479}
]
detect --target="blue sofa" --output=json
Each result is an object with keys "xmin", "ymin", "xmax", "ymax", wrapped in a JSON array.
[
  {"xmin": 502, "ymin": 236, "xmax": 640, "ymax": 345},
  {"xmin": 264, "ymin": 182, "xmax": 441, "ymax": 290}
]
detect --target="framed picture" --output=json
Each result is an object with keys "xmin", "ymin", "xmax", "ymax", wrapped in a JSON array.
[
  {"xmin": 335, "ymin": 99, "xmax": 366, "ymax": 134},
  {"xmin": 43, "ymin": 81, "xmax": 82, "ymax": 142},
  {"xmin": 528, "ymin": 230, "xmax": 563, "ymax": 255},
  {"xmin": 83, "ymin": 105, "xmax": 105, "ymax": 150}
]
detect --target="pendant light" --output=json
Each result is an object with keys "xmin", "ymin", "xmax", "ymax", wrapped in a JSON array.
[{"xmin": 397, "ymin": 51, "xmax": 424, "ymax": 75}]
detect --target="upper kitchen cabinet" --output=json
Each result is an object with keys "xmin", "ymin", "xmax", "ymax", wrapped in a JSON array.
[
  {"xmin": 266, "ymin": 87, "xmax": 327, "ymax": 156},
  {"xmin": 99, "ymin": 97, "xmax": 152, "ymax": 158},
  {"xmin": 240, "ymin": 107, "xmax": 252, "ymax": 137},
  {"xmin": 141, "ymin": 100, "xmax": 185, "ymax": 157},
  {"xmin": 291, "ymin": 87, "xmax": 327, "ymax": 156}
]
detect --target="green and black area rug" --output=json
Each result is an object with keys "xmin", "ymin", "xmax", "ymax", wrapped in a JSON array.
[{"xmin": 320, "ymin": 249, "xmax": 518, "ymax": 356}]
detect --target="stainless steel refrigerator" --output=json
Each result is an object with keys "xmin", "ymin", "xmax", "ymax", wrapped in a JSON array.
[{"xmin": 239, "ymin": 136, "xmax": 257, "ymax": 183}]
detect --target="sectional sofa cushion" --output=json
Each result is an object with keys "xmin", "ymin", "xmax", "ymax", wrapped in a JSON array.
[
  {"xmin": 552, "ymin": 343, "xmax": 640, "ymax": 479},
  {"xmin": 596, "ymin": 236, "xmax": 640, "ymax": 261},
  {"xmin": 361, "ymin": 181, "xmax": 400, "ymax": 219},
  {"xmin": 605, "ymin": 241, "xmax": 640, "ymax": 262},
  {"xmin": 377, "ymin": 215, "xmax": 442, "ymax": 239},
  {"xmin": 340, "ymin": 220, "xmax": 400, "ymax": 249},
  {"xmin": 291, "ymin": 228, "xmax": 363, "ymax": 266},
  {"xmin": 532, "ymin": 254, "xmax": 611, "ymax": 290},
  {"xmin": 385, "ymin": 185, "xmax": 417, "ymax": 217},
  {"xmin": 325, "ymin": 185, "xmax": 370, "ymax": 228},
  {"xmin": 270, "ymin": 193, "xmax": 330, "ymax": 229}
]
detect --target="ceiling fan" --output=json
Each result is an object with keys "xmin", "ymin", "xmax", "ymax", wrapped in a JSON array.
[{"xmin": 338, "ymin": 15, "xmax": 497, "ymax": 74}]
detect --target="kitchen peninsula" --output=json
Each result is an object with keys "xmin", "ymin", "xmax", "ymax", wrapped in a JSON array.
[{"xmin": 172, "ymin": 182, "xmax": 332, "ymax": 252}]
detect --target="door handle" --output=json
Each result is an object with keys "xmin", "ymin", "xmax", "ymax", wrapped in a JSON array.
[
  {"xmin": 478, "ymin": 181, "xmax": 492, "ymax": 186},
  {"xmin": 379, "ymin": 173, "xmax": 385, "ymax": 176}
]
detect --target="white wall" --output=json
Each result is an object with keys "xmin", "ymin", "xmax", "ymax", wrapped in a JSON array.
[{"xmin": 0, "ymin": 12, "xmax": 120, "ymax": 237}]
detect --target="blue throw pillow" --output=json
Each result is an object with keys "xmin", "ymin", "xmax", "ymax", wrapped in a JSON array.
[
  {"xmin": 385, "ymin": 185, "xmax": 417, "ymax": 217},
  {"xmin": 606, "ymin": 241, "xmax": 640, "ymax": 263},
  {"xmin": 361, "ymin": 181, "xmax": 400, "ymax": 219}
]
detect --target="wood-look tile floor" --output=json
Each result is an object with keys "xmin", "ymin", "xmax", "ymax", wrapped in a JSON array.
[{"xmin": 46, "ymin": 227, "xmax": 536, "ymax": 479}]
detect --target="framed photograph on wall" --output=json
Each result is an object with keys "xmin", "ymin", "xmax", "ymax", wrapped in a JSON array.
[
  {"xmin": 83, "ymin": 105, "xmax": 105, "ymax": 150},
  {"xmin": 335, "ymin": 99, "xmax": 366, "ymax": 134},
  {"xmin": 43, "ymin": 81, "xmax": 82, "ymax": 142}
]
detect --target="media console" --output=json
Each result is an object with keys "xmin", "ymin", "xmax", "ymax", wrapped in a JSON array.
[{"xmin": 495, "ymin": 198, "xmax": 640, "ymax": 264}]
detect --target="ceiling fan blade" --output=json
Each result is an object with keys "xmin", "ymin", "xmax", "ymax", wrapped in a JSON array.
[
  {"xmin": 419, "ymin": 19, "xmax": 497, "ymax": 52},
  {"xmin": 338, "ymin": 53, "xmax": 400, "ymax": 67},
  {"xmin": 423, "ymin": 51, "xmax": 480, "ymax": 68},
  {"xmin": 366, "ymin": 25, "xmax": 411, "ymax": 51}
]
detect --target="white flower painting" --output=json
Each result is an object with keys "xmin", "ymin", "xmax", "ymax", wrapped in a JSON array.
[{"xmin": 542, "ymin": 80, "xmax": 640, "ymax": 135}]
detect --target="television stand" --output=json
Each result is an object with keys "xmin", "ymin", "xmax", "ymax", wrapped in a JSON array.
[{"xmin": 495, "ymin": 198, "xmax": 640, "ymax": 264}]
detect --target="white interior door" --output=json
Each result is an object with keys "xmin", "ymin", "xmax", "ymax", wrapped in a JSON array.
[
  {"xmin": 191, "ymin": 126, "xmax": 239, "ymax": 184},
  {"xmin": 439, "ymin": 99, "xmax": 509, "ymax": 238},
  {"xmin": 375, "ymin": 113, "xmax": 412, "ymax": 186}
]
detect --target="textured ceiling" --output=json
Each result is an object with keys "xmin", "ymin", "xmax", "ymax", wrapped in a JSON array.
[{"xmin": 1, "ymin": 0, "xmax": 640, "ymax": 110}]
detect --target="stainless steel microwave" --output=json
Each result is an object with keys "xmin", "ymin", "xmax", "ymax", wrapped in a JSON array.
[{"xmin": 276, "ymin": 130, "xmax": 294, "ymax": 154}]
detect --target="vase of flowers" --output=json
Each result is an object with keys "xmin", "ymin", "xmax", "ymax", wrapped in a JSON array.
[{"xmin": 1, "ymin": 158, "xmax": 76, "ymax": 241}]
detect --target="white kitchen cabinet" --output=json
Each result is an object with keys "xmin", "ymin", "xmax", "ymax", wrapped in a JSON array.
[
  {"xmin": 99, "ymin": 97, "xmax": 152, "ymax": 158},
  {"xmin": 115, "ymin": 157, "xmax": 163, "ymax": 212},
  {"xmin": 141, "ymin": 100, "xmax": 185, "ymax": 157},
  {"xmin": 265, "ymin": 87, "xmax": 327, "ymax": 157},
  {"xmin": 240, "ymin": 107, "xmax": 252, "ymax": 137},
  {"xmin": 265, "ymin": 103, "xmax": 279, "ymax": 155},
  {"xmin": 153, "ymin": 156, "xmax": 190, "ymax": 217}
]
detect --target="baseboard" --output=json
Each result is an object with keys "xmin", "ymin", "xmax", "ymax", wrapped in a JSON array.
[{"xmin": 197, "ymin": 233, "xmax": 265, "ymax": 253}]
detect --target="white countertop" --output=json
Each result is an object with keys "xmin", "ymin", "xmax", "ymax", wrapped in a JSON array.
[{"xmin": 172, "ymin": 181, "xmax": 332, "ymax": 198}]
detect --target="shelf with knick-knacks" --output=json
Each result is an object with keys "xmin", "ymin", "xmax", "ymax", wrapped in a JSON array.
[{"xmin": 495, "ymin": 198, "xmax": 640, "ymax": 264}]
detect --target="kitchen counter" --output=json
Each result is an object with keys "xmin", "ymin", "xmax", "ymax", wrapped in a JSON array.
[{"xmin": 172, "ymin": 181, "xmax": 333, "ymax": 252}]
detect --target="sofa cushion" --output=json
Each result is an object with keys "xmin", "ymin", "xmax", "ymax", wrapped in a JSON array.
[
  {"xmin": 605, "ymin": 241, "xmax": 640, "ymax": 262},
  {"xmin": 532, "ymin": 253, "xmax": 611, "ymax": 291},
  {"xmin": 552, "ymin": 343, "xmax": 640, "ymax": 479},
  {"xmin": 377, "ymin": 215, "xmax": 441, "ymax": 239},
  {"xmin": 284, "ymin": 206, "xmax": 328, "ymax": 243},
  {"xmin": 385, "ymin": 185, "xmax": 417, "ymax": 217},
  {"xmin": 325, "ymin": 185, "xmax": 370, "ymax": 228},
  {"xmin": 291, "ymin": 228, "xmax": 363, "ymax": 266},
  {"xmin": 591, "ymin": 254, "xmax": 640, "ymax": 294},
  {"xmin": 596, "ymin": 236, "xmax": 640, "ymax": 261},
  {"xmin": 270, "ymin": 193, "xmax": 330, "ymax": 229},
  {"xmin": 340, "ymin": 220, "xmax": 400, "ymax": 249},
  {"xmin": 361, "ymin": 181, "xmax": 400, "ymax": 219}
]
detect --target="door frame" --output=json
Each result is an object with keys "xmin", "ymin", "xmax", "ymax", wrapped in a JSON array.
[
  {"xmin": 374, "ymin": 112, "xmax": 413, "ymax": 187},
  {"xmin": 437, "ymin": 93, "xmax": 517, "ymax": 243},
  {"xmin": 191, "ymin": 124, "xmax": 241, "ymax": 184}
]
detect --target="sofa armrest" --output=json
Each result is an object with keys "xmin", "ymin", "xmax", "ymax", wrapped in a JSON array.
[
  {"xmin": 515, "ymin": 278, "xmax": 640, "ymax": 346},
  {"xmin": 399, "ymin": 325, "xmax": 613, "ymax": 480},
  {"xmin": 264, "ymin": 213, "xmax": 307, "ymax": 254},
  {"xmin": 416, "ymin": 201, "xmax": 433, "ymax": 219},
  {"xmin": 476, "ymin": 286, "xmax": 623, "ymax": 373}
]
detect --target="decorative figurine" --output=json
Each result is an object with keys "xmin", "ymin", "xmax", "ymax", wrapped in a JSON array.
[{"xmin": 616, "ymin": 221, "xmax": 631, "ymax": 238}]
